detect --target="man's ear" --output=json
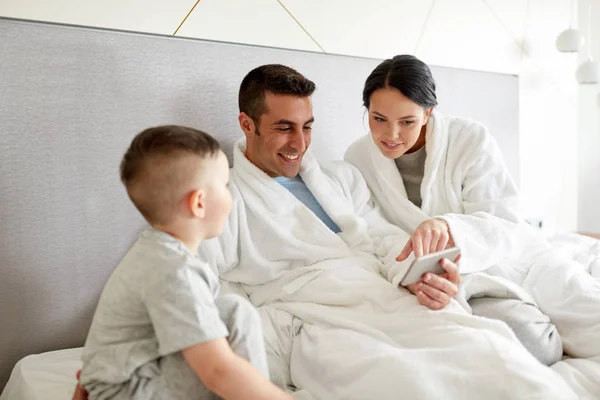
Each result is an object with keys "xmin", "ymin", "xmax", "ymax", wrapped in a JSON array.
[
  {"xmin": 189, "ymin": 189, "xmax": 206, "ymax": 219},
  {"xmin": 238, "ymin": 112, "xmax": 256, "ymax": 137}
]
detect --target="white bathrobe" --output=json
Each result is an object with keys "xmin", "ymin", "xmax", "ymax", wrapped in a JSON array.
[
  {"xmin": 345, "ymin": 111, "xmax": 550, "ymax": 279},
  {"xmin": 198, "ymin": 138, "xmax": 578, "ymax": 400},
  {"xmin": 345, "ymin": 111, "xmax": 600, "ymax": 394}
]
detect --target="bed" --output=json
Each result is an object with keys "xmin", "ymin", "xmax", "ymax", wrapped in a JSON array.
[
  {"xmin": 4, "ymin": 352, "xmax": 600, "ymax": 400},
  {"xmin": 4, "ymin": 228, "xmax": 600, "ymax": 400},
  {"xmin": 0, "ymin": 349, "xmax": 82, "ymax": 400},
  {"xmin": 1, "ymin": 16, "xmax": 599, "ymax": 400},
  {"xmin": 0, "ymin": 349, "xmax": 321, "ymax": 400},
  {"xmin": 2, "ymin": 235, "xmax": 598, "ymax": 400}
]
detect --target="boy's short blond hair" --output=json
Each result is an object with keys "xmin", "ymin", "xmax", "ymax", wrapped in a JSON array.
[{"xmin": 120, "ymin": 125, "xmax": 221, "ymax": 225}]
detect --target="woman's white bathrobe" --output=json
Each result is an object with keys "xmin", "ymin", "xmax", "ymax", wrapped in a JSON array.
[
  {"xmin": 345, "ymin": 112, "xmax": 600, "ymax": 387},
  {"xmin": 197, "ymin": 138, "xmax": 577, "ymax": 400}
]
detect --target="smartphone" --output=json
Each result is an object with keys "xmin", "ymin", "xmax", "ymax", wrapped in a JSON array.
[{"xmin": 399, "ymin": 247, "xmax": 461, "ymax": 287}]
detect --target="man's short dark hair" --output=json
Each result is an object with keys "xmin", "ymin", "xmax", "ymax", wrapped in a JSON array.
[{"xmin": 238, "ymin": 64, "xmax": 316, "ymax": 123}]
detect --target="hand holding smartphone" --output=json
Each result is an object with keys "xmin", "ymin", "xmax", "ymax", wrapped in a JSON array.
[{"xmin": 399, "ymin": 247, "xmax": 461, "ymax": 287}]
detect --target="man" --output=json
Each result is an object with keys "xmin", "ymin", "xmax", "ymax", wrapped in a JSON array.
[{"xmin": 74, "ymin": 65, "xmax": 576, "ymax": 400}]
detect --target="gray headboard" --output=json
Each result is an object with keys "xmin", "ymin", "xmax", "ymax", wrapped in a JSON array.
[{"xmin": 0, "ymin": 17, "xmax": 518, "ymax": 390}]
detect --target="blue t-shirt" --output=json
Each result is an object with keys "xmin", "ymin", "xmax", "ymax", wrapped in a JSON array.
[{"xmin": 275, "ymin": 175, "xmax": 341, "ymax": 233}]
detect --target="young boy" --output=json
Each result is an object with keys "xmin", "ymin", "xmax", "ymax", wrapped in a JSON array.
[{"xmin": 79, "ymin": 125, "xmax": 292, "ymax": 400}]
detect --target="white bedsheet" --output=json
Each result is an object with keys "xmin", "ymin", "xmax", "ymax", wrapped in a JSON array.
[
  {"xmin": 0, "ymin": 348, "xmax": 315, "ymax": 400},
  {"xmin": 1, "ymin": 348, "xmax": 81, "ymax": 400},
  {"xmin": 2, "ymin": 236, "xmax": 598, "ymax": 399},
  {"xmin": 3, "ymin": 345, "xmax": 600, "ymax": 399}
]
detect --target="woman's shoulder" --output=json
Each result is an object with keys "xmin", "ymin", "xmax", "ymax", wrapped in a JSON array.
[
  {"xmin": 440, "ymin": 114, "xmax": 505, "ymax": 165},
  {"xmin": 445, "ymin": 114, "xmax": 489, "ymax": 138},
  {"xmin": 441, "ymin": 114, "xmax": 495, "ymax": 150},
  {"xmin": 344, "ymin": 134, "xmax": 371, "ymax": 166}
]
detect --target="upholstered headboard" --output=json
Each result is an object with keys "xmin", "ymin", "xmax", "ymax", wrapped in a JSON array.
[{"xmin": 0, "ymin": 17, "xmax": 519, "ymax": 390}]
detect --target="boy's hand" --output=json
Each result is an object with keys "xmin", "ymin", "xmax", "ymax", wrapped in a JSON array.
[
  {"xmin": 183, "ymin": 338, "xmax": 292, "ymax": 400},
  {"xmin": 72, "ymin": 370, "xmax": 88, "ymax": 400}
]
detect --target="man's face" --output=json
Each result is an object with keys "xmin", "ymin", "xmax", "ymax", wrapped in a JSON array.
[{"xmin": 241, "ymin": 92, "xmax": 314, "ymax": 178}]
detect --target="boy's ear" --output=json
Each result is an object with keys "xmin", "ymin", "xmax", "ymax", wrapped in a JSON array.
[{"xmin": 189, "ymin": 189, "xmax": 206, "ymax": 219}]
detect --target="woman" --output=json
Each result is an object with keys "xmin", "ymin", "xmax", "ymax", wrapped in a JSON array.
[{"xmin": 345, "ymin": 54, "xmax": 563, "ymax": 365}]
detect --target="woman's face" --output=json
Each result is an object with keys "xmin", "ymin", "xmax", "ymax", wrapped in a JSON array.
[{"xmin": 368, "ymin": 87, "xmax": 432, "ymax": 159}]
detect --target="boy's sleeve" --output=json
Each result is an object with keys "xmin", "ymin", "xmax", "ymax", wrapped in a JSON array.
[{"xmin": 144, "ymin": 266, "xmax": 229, "ymax": 356}]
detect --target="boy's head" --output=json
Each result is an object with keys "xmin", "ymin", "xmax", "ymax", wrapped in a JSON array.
[{"xmin": 120, "ymin": 125, "xmax": 232, "ymax": 239}]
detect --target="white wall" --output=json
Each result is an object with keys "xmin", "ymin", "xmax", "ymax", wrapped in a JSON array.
[
  {"xmin": 578, "ymin": 0, "xmax": 600, "ymax": 232},
  {"xmin": 0, "ymin": 0, "xmax": 196, "ymax": 34},
  {"xmin": 516, "ymin": 0, "xmax": 579, "ymax": 233},
  {"xmin": 0, "ymin": 0, "xmax": 583, "ymax": 232}
]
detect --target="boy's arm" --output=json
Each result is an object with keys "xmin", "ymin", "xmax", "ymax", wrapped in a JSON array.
[
  {"xmin": 144, "ymin": 264, "xmax": 290, "ymax": 400},
  {"xmin": 182, "ymin": 338, "xmax": 292, "ymax": 400}
]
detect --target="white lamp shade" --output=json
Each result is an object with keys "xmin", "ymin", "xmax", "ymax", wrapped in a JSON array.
[
  {"xmin": 597, "ymin": 92, "xmax": 600, "ymax": 108},
  {"xmin": 576, "ymin": 59, "xmax": 600, "ymax": 84},
  {"xmin": 556, "ymin": 28, "xmax": 585, "ymax": 52}
]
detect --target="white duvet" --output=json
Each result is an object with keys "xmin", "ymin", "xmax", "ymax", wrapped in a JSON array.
[
  {"xmin": 345, "ymin": 111, "xmax": 600, "ymax": 398},
  {"xmin": 548, "ymin": 232, "xmax": 600, "ymax": 279},
  {"xmin": 197, "ymin": 139, "xmax": 581, "ymax": 399}
]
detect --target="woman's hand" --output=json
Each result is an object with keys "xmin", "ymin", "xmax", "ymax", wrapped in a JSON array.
[{"xmin": 397, "ymin": 218, "xmax": 455, "ymax": 261}]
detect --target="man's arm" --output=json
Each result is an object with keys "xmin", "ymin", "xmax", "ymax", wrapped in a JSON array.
[{"xmin": 182, "ymin": 339, "xmax": 292, "ymax": 400}]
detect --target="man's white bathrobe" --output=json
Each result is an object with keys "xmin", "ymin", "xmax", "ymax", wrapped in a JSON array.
[
  {"xmin": 198, "ymin": 139, "xmax": 577, "ymax": 400},
  {"xmin": 345, "ymin": 111, "xmax": 600, "ymax": 395}
]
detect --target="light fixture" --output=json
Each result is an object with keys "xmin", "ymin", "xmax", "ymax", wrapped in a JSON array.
[
  {"xmin": 556, "ymin": 29, "xmax": 585, "ymax": 52},
  {"xmin": 556, "ymin": 0, "xmax": 584, "ymax": 52},
  {"xmin": 577, "ymin": 60, "xmax": 599, "ymax": 84},
  {"xmin": 576, "ymin": 3, "xmax": 599, "ymax": 84},
  {"xmin": 597, "ymin": 92, "xmax": 600, "ymax": 108}
]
